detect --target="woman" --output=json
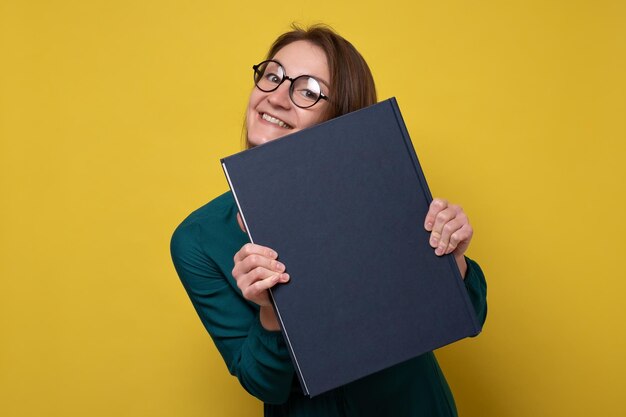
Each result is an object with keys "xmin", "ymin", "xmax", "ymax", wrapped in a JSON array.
[{"xmin": 171, "ymin": 24, "xmax": 487, "ymax": 417}]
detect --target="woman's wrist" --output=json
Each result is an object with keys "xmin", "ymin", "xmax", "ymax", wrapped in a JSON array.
[
  {"xmin": 455, "ymin": 254, "xmax": 468, "ymax": 279},
  {"xmin": 260, "ymin": 305, "xmax": 281, "ymax": 331}
]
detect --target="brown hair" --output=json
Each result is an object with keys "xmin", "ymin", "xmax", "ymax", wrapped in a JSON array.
[
  {"xmin": 266, "ymin": 24, "xmax": 377, "ymax": 121},
  {"xmin": 244, "ymin": 24, "xmax": 377, "ymax": 147}
]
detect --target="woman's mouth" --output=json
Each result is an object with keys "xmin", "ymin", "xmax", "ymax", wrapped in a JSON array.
[{"xmin": 261, "ymin": 113, "xmax": 293, "ymax": 129}]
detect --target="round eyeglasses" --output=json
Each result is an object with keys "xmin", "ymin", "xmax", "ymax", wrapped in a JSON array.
[{"xmin": 252, "ymin": 60, "xmax": 329, "ymax": 109}]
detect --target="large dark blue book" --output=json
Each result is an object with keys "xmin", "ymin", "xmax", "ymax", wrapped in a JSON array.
[{"xmin": 221, "ymin": 97, "xmax": 481, "ymax": 397}]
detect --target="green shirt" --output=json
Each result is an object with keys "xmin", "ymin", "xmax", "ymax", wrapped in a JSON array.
[{"xmin": 171, "ymin": 191, "xmax": 487, "ymax": 417}]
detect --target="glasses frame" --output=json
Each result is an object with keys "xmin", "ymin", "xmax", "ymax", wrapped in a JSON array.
[{"xmin": 252, "ymin": 60, "xmax": 329, "ymax": 109}]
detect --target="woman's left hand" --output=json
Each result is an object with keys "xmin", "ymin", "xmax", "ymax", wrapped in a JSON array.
[{"xmin": 424, "ymin": 198, "xmax": 473, "ymax": 278}]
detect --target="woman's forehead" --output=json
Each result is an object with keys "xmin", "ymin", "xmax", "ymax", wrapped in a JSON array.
[{"xmin": 272, "ymin": 41, "xmax": 330, "ymax": 85}]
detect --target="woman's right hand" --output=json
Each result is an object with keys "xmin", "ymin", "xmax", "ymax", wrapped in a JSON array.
[
  {"xmin": 232, "ymin": 241, "xmax": 290, "ymax": 331},
  {"xmin": 233, "ymin": 213, "xmax": 289, "ymax": 330},
  {"xmin": 232, "ymin": 243, "xmax": 290, "ymax": 307}
]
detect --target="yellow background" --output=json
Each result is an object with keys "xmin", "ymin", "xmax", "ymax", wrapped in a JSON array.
[{"xmin": 1, "ymin": 0, "xmax": 625, "ymax": 416}]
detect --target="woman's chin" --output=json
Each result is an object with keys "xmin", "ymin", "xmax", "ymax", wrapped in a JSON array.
[
  {"xmin": 247, "ymin": 132, "xmax": 285, "ymax": 147},
  {"xmin": 246, "ymin": 136, "xmax": 266, "ymax": 147}
]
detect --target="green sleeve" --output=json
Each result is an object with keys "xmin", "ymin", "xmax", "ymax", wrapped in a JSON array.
[
  {"xmin": 463, "ymin": 257, "xmax": 488, "ymax": 327},
  {"xmin": 170, "ymin": 221, "xmax": 294, "ymax": 404}
]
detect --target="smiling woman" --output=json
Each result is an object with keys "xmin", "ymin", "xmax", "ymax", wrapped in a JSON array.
[
  {"xmin": 246, "ymin": 40, "xmax": 330, "ymax": 145},
  {"xmin": 245, "ymin": 26, "xmax": 377, "ymax": 148},
  {"xmin": 170, "ymin": 24, "xmax": 487, "ymax": 417}
]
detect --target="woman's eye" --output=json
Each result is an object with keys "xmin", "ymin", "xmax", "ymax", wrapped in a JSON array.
[
  {"xmin": 265, "ymin": 73, "xmax": 281, "ymax": 84},
  {"xmin": 297, "ymin": 89, "xmax": 320, "ymax": 101}
]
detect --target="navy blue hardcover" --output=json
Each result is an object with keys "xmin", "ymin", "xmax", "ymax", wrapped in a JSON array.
[{"xmin": 221, "ymin": 98, "xmax": 481, "ymax": 397}]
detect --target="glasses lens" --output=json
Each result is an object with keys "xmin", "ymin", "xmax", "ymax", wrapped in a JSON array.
[
  {"xmin": 291, "ymin": 76, "xmax": 322, "ymax": 108},
  {"xmin": 254, "ymin": 61, "xmax": 284, "ymax": 92}
]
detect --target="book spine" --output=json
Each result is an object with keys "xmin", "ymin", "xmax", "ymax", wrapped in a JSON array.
[
  {"xmin": 221, "ymin": 159, "xmax": 311, "ymax": 396},
  {"xmin": 387, "ymin": 98, "xmax": 482, "ymax": 335}
]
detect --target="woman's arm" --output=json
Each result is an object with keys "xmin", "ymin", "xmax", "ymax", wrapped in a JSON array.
[
  {"xmin": 462, "ymin": 257, "xmax": 488, "ymax": 326},
  {"xmin": 170, "ymin": 222, "xmax": 294, "ymax": 404}
]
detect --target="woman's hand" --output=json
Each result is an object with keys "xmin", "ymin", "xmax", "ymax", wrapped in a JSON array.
[
  {"xmin": 424, "ymin": 198, "xmax": 473, "ymax": 278},
  {"xmin": 232, "ymin": 243, "xmax": 290, "ymax": 307},
  {"xmin": 232, "ymin": 214, "xmax": 289, "ymax": 330}
]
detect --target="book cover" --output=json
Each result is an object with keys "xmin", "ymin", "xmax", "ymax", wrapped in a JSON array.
[{"xmin": 221, "ymin": 97, "xmax": 481, "ymax": 397}]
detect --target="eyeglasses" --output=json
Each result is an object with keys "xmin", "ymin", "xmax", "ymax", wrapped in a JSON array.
[{"xmin": 252, "ymin": 60, "xmax": 329, "ymax": 109}]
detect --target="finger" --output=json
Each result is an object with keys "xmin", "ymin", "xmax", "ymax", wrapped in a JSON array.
[
  {"xmin": 236, "ymin": 266, "xmax": 279, "ymax": 290},
  {"xmin": 444, "ymin": 223, "xmax": 473, "ymax": 255},
  {"xmin": 424, "ymin": 198, "xmax": 448, "ymax": 231},
  {"xmin": 435, "ymin": 216, "xmax": 465, "ymax": 256},
  {"xmin": 429, "ymin": 205, "xmax": 458, "ymax": 248},
  {"xmin": 242, "ymin": 272, "xmax": 290, "ymax": 302},
  {"xmin": 236, "ymin": 263, "xmax": 290, "ymax": 288},
  {"xmin": 233, "ymin": 243, "xmax": 278, "ymax": 263},
  {"xmin": 234, "ymin": 254, "xmax": 285, "ymax": 278},
  {"xmin": 242, "ymin": 273, "xmax": 278, "ymax": 303},
  {"xmin": 237, "ymin": 212, "xmax": 247, "ymax": 233}
]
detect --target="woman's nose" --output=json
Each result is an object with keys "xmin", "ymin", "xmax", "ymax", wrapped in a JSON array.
[{"xmin": 267, "ymin": 81, "xmax": 292, "ymax": 109}]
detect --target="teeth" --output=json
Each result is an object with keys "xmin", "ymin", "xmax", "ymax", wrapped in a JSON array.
[{"xmin": 262, "ymin": 113, "xmax": 291, "ymax": 129}]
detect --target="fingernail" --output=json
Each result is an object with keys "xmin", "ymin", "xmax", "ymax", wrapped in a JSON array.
[
  {"xmin": 425, "ymin": 221, "xmax": 433, "ymax": 230},
  {"xmin": 269, "ymin": 250, "xmax": 277, "ymax": 258},
  {"xmin": 430, "ymin": 236, "xmax": 438, "ymax": 246},
  {"xmin": 275, "ymin": 261, "xmax": 285, "ymax": 271},
  {"xmin": 282, "ymin": 273, "xmax": 290, "ymax": 282},
  {"xmin": 435, "ymin": 246, "xmax": 445, "ymax": 256}
]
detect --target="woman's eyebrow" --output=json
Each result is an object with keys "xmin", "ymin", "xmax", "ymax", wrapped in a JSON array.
[
  {"xmin": 316, "ymin": 77, "xmax": 330, "ymax": 90},
  {"xmin": 299, "ymin": 73, "xmax": 329, "ymax": 91},
  {"xmin": 277, "ymin": 60, "xmax": 330, "ymax": 90}
]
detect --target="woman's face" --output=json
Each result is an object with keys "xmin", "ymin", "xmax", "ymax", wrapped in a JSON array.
[{"xmin": 246, "ymin": 40, "xmax": 330, "ymax": 146}]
